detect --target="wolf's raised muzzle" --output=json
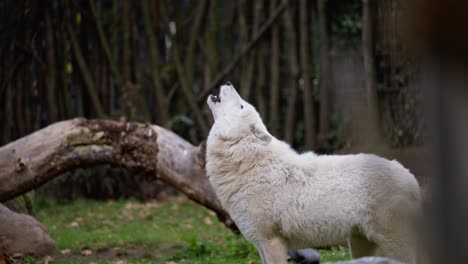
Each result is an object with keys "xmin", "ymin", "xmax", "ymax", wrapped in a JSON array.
[{"xmin": 210, "ymin": 85, "xmax": 223, "ymax": 103}]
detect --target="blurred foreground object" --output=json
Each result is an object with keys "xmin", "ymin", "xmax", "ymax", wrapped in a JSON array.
[{"xmin": 409, "ymin": 0, "xmax": 468, "ymax": 263}]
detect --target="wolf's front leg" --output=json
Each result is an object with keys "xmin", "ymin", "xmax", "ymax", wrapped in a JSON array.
[
  {"xmin": 254, "ymin": 243, "xmax": 267, "ymax": 263},
  {"xmin": 258, "ymin": 237, "xmax": 288, "ymax": 264}
]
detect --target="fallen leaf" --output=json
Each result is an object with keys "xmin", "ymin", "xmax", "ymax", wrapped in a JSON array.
[
  {"xmin": 203, "ymin": 216, "xmax": 213, "ymax": 225},
  {"xmin": 114, "ymin": 260, "xmax": 126, "ymax": 264},
  {"xmin": 81, "ymin": 249, "xmax": 93, "ymax": 256},
  {"xmin": 166, "ymin": 261, "xmax": 177, "ymax": 264},
  {"xmin": 182, "ymin": 223, "xmax": 193, "ymax": 229},
  {"xmin": 60, "ymin": 249, "xmax": 71, "ymax": 255},
  {"xmin": 68, "ymin": 221, "xmax": 79, "ymax": 228}
]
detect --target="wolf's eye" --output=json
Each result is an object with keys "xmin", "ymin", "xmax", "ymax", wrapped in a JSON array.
[{"xmin": 240, "ymin": 104, "xmax": 244, "ymax": 109}]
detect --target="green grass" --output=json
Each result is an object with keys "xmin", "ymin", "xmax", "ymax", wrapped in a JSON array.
[{"xmin": 28, "ymin": 197, "xmax": 350, "ymax": 263}]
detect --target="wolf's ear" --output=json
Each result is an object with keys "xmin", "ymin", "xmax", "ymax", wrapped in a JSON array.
[{"xmin": 250, "ymin": 125, "xmax": 272, "ymax": 145}]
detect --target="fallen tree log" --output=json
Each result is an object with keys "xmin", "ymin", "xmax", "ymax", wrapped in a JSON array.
[{"xmin": 0, "ymin": 118, "xmax": 237, "ymax": 232}]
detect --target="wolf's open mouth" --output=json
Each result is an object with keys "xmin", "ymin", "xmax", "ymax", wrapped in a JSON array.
[
  {"xmin": 211, "ymin": 95, "xmax": 221, "ymax": 103},
  {"xmin": 210, "ymin": 87, "xmax": 221, "ymax": 103}
]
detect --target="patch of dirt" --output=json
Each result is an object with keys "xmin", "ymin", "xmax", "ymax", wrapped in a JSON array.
[{"xmin": 52, "ymin": 245, "xmax": 181, "ymax": 262}]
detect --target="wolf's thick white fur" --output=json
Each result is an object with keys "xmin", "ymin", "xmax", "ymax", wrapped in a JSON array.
[{"xmin": 206, "ymin": 84, "xmax": 421, "ymax": 264}]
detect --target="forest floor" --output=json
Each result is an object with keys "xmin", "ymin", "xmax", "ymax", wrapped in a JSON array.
[{"xmin": 25, "ymin": 196, "xmax": 350, "ymax": 264}]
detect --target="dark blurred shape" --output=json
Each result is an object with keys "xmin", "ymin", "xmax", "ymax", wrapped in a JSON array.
[
  {"xmin": 409, "ymin": 0, "xmax": 468, "ymax": 65},
  {"xmin": 408, "ymin": 1, "xmax": 468, "ymax": 263},
  {"xmin": 288, "ymin": 248, "xmax": 320, "ymax": 264}
]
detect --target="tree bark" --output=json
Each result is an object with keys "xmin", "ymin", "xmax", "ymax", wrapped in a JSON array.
[
  {"xmin": 0, "ymin": 118, "xmax": 237, "ymax": 232},
  {"xmin": 317, "ymin": 0, "xmax": 331, "ymax": 148}
]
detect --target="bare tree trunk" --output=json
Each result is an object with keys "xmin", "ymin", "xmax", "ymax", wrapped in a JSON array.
[
  {"xmin": 186, "ymin": 0, "xmax": 207, "ymax": 86},
  {"xmin": 283, "ymin": 3, "xmax": 300, "ymax": 144},
  {"xmin": 89, "ymin": 0, "xmax": 123, "ymax": 88},
  {"xmin": 2, "ymin": 87, "xmax": 13, "ymax": 143},
  {"xmin": 45, "ymin": 11, "xmax": 58, "ymax": 122},
  {"xmin": 300, "ymin": 0, "xmax": 316, "ymax": 149},
  {"xmin": 202, "ymin": 0, "xmax": 219, "ymax": 110},
  {"xmin": 142, "ymin": 0, "xmax": 169, "ymax": 125},
  {"xmin": 67, "ymin": 25, "xmax": 106, "ymax": 118},
  {"xmin": 362, "ymin": 0, "xmax": 380, "ymax": 144},
  {"xmin": 122, "ymin": 0, "xmax": 131, "ymax": 83},
  {"xmin": 15, "ymin": 71, "xmax": 26, "ymax": 136},
  {"xmin": 159, "ymin": 2, "xmax": 210, "ymax": 137},
  {"xmin": 269, "ymin": 0, "xmax": 281, "ymax": 137},
  {"xmin": 239, "ymin": 0, "xmax": 254, "ymax": 101},
  {"xmin": 172, "ymin": 44, "xmax": 210, "ymax": 137},
  {"xmin": 255, "ymin": 0, "xmax": 267, "ymax": 119},
  {"xmin": 61, "ymin": 37, "xmax": 72, "ymax": 119},
  {"xmin": 317, "ymin": 0, "xmax": 331, "ymax": 148},
  {"xmin": 0, "ymin": 118, "xmax": 237, "ymax": 232}
]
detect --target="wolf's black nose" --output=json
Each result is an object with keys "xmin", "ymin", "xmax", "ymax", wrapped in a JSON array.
[{"xmin": 225, "ymin": 81, "xmax": 232, "ymax": 86}]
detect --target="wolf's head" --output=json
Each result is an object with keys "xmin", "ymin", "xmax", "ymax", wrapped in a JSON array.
[{"xmin": 207, "ymin": 82, "xmax": 272, "ymax": 145}]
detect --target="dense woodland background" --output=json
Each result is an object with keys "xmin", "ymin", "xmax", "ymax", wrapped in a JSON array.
[{"xmin": 0, "ymin": 0, "xmax": 425, "ymax": 199}]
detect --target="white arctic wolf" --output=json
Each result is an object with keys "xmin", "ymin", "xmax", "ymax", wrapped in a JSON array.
[{"xmin": 206, "ymin": 83, "xmax": 421, "ymax": 264}]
